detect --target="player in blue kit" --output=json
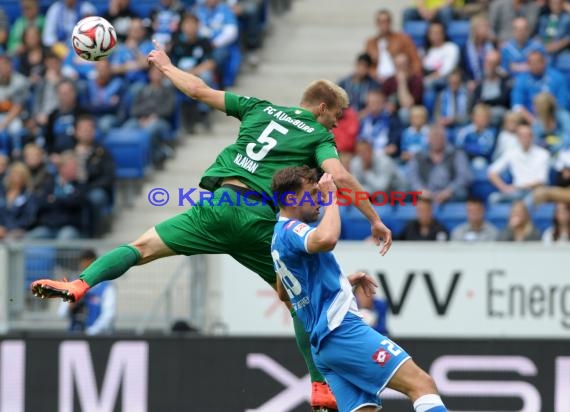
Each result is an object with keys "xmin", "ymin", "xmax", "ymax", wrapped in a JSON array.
[{"xmin": 270, "ymin": 166, "xmax": 448, "ymax": 412}]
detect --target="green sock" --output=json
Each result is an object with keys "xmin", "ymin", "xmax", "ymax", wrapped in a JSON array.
[
  {"xmin": 79, "ymin": 245, "xmax": 141, "ymax": 287},
  {"xmin": 291, "ymin": 309, "xmax": 326, "ymax": 383}
]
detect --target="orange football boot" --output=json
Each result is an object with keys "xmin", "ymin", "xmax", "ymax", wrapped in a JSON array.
[
  {"xmin": 311, "ymin": 382, "xmax": 338, "ymax": 411},
  {"xmin": 31, "ymin": 278, "xmax": 90, "ymax": 303}
]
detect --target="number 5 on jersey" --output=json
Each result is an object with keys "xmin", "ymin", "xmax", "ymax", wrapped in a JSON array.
[{"xmin": 246, "ymin": 120, "xmax": 288, "ymax": 161}]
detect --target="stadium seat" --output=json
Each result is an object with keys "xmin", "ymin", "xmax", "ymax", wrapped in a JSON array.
[
  {"xmin": 436, "ymin": 202, "xmax": 466, "ymax": 232},
  {"xmin": 447, "ymin": 20, "xmax": 470, "ymax": 48},
  {"xmin": 24, "ymin": 246, "xmax": 56, "ymax": 288},
  {"xmin": 3, "ymin": 0, "xmax": 21, "ymax": 24},
  {"xmin": 532, "ymin": 202, "xmax": 555, "ymax": 233},
  {"xmin": 403, "ymin": 21, "xmax": 428, "ymax": 50},
  {"xmin": 486, "ymin": 203, "xmax": 511, "ymax": 229},
  {"xmin": 340, "ymin": 205, "xmax": 370, "ymax": 240},
  {"xmin": 391, "ymin": 204, "xmax": 418, "ymax": 237},
  {"xmin": 104, "ymin": 128, "xmax": 151, "ymax": 179},
  {"xmin": 130, "ymin": 0, "xmax": 161, "ymax": 19}
]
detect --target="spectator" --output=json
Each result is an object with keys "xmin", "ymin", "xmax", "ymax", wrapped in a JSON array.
[
  {"xmin": 150, "ymin": 0, "xmax": 185, "ymax": 46},
  {"xmin": 455, "ymin": 0, "xmax": 491, "ymax": 21},
  {"xmin": 402, "ymin": 0, "xmax": 458, "ymax": 27},
  {"xmin": 23, "ymin": 143, "xmax": 53, "ymax": 198},
  {"xmin": 337, "ymin": 53, "xmax": 381, "ymax": 114},
  {"xmin": 399, "ymin": 196, "xmax": 449, "ymax": 241},
  {"xmin": 15, "ymin": 25, "xmax": 48, "ymax": 83},
  {"xmin": 109, "ymin": 17, "xmax": 153, "ymax": 90},
  {"xmin": 470, "ymin": 50, "xmax": 510, "ymax": 127},
  {"xmin": 228, "ymin": 0, "xmax": 266, "ymax": 67},
  {"xmin": 542, "ymin": 201, "xmax": 570, "ymax": 243},
  {"xmin": 455, "ymin": 103, "xmax": 497, "ymax": 165},
  {"xmin": 494, "ymin": 110, "xmax": 522, "ymax": 160},
  {"xmin": 532, "ymin": 92, "xmax": 570, "ymax": 154},
  {"xmin": 42, "ymin": 0, "xmax": 97, "ymax": 47},
  {"xmin": 423, "ymin": 20, "xmax": 460, "ymax": 81},
  {"xmin": 435, "ymin": 68, "xmax": 470, "ymax": 128},
  {"xmin": 102, "ymin": 0, "xmax": 140, "ymax": 42},
  {"xmin": 45, "ymin": 79, "xmax": 85, "ymax": 156},
  {"xmin": 400, "ymin": 105, "xmax": 429, "ymax": 162},
  {"xmin": 451, "ymin": 197, "xmax": 499, "ymax": 241},
  {"xmin": 538, "ymin": 0, "xmax": 570, "ymax": 59},
  {"xmin": 408, "ymin": 125, "xmax": 473, "ymax": 203},
  {"xmin": 422, "ymin": 21, "xmax": 460, "ymax": 111},
  {"xmin": 349, "ymin": 140, "xmax": 405, "ymax": 197},
  {"xmin": 73, "ymin": 115, "xmax": 115, "ymax": 237},
  {"xmin": 8, "ymin": 0, "xmax": 45, "ymax": 54},
  {"xmin": 358, "ymin": 90, "xmax": 401, "ymax": 156},
  {"xmin": 488, "ymin": 123, "xmax": 550, "ymax": 204},
  {"xmin": 0, "ymin": 8, "xmax": 8, "ymax": 53},
  {"xmin": 26, "ymin": 151, "xmax": 86, "ymax": 240},
  {"xmin": 500, "ymin": 17, "xmax": 546, "ymax": 77},
  {"xmin": 462, "ymin": 15, "xmax": 495, "ymax": 86},
  {"xmin": 123, "ymin": 65, "xmax": 175, "ymax": 169},
  {"xmin": 354, "ymin": 279, "xmax": 389, "ymax": 336},
  {"xmin": 531, "ymin": 149, "xmax": 570, "ymax": 205},
  {"xmin": 497, "ymin": 200, "xmax": 541, "ymax": 241},
  {"xmin": 58, "ymin": 249, "xmax": 117, "ymax": 335},
  {"xmin": 332, "ymin": 107, "xmax": 359, "ymax": 170},
  {"xmin": 490, "ymin": 0, "xmax": 541, "ymax": 45},
  {"xmin": 81, "ymin": 60, "xmax": 124, "ymax": 133},
  {"xmin": 382, "ymin": 53, "xmax": 424, "ymax": 125},
  {"xmin": 364, "ymin": 9, "xmax": 422, "ymax": 83},
  {"xmin": 0, "ymin": 55, "xmax": 29, "ymax": 158},
  {"xmin": 194, "ymin": 0, "xmax": 240, "ymax": 87},
  {"xmin": 19, "ymin": 115, "xmax": 46, "ymax": 149},
  {"xmin": 512, "ymin": 52, "xmax": 568, "ymax": 125},
  {"xmin": 170, "ymin": 12, "xmax": 216, "ymax": 133},
  {"xmin": 30, "ymin": 51, "xmax": 65, "ymax": 128},
  {"xmin": 0, "ymin": 162, "xmax": 38, "ymax": 240},
  {"xmin": 0, "ymin": 153, "xmax": 8, "ymax": 180}
]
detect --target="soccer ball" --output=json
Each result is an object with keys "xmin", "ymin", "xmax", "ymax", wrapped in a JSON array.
[{"xmin": 71, "ymin": 16, "xmax": 117, "ymax": 61}]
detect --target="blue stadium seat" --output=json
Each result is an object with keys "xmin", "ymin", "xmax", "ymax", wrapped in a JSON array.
[
  {"xmin": 131, "ymin": 0, "xmax": 161, "ymax": 18},
  {"xmin": 24, "ymin": 246, "xmax": 56, "ymax": 288},
  {"xmin": 391, "ymin": 204, "xmax": 418, "ymax": 237},
  {"xmin": 532, "ymin": 202, "xmax": 555, "ymax": 233},
  {"xmin": 340, "ymin": 206, "xmax": 370, "ymax": 240},
  {"xmin": 447, "ymin": 20, "xmax": 470, "ymax": 48},
  {"xmin": 403, "ymin": 21, "xmax": 428, "ymax": 50},
  {"xmin": 3, "ymin": 0, "xmax": 21, "ymax": 24},
  {"xmin": 104, "ymin": 128, "xmax": 151, "ymax": 179},
  {"xmin": 486, "ymin": 203, "xmax": 511, "ymax": 229},
  {"xmin": 436, "ymin": 202, "xmax": 466, "ymax": 232}
]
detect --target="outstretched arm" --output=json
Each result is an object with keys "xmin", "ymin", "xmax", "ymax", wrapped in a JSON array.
[
  {"xmin": 147, "ymin": 39, "xmax": 226, "ymax": 112},
  {"xmin": 321, "ymin": 158, "xmax": 392, "ymax": 255}
]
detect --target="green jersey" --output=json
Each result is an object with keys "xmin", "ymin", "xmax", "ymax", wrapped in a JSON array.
[{"xmin": 199, "ymin": 92, "xmax": 339, "ymax": 196}]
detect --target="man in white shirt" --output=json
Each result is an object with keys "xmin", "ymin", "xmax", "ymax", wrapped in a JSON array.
[{"xmin": 487, "ymin": 122, "xmax": 550, "ymax": 204}]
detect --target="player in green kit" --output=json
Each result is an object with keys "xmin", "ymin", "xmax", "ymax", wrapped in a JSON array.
[{"xmin": 31, "ymin": 40, "xmax": 392, "ymax": 411}]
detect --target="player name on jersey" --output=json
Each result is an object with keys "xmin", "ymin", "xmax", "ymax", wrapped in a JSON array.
[
  {"xmin": 263, "ymin": 106, "xmax": 315, "ymax": 133},
  {"xmin": 233, "ymin": 153, "xmax": 259, "ymax": 174}
]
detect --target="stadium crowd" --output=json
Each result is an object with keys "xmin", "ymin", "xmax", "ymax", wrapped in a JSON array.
[
  {"xmin": 0, "ymin": 0, "xmax": 273, "ymax": 240},
  {"xmin": 0, "ymin": 0, "xmax": 568, "ymax": 244},
  {"xmin": 335, "ymin": 0, "xmax": 570, "ymax": 243}
]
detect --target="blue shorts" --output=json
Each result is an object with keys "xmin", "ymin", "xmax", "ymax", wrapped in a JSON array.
[{"xmin": 312, "ymin": 313, "xmax": 411, "ymax": 412}]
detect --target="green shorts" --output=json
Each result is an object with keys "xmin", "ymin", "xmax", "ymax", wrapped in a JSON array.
[{"xmin": 154, "ymin": 186, "xmax": 278, "ymax": 285}]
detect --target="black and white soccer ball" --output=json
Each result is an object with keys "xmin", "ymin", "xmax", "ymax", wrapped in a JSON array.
[{"xmin": 71, "ymin": 16, "xmax": 117, "ymax": 61}]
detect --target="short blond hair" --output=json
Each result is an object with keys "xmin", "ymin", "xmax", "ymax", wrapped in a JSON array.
[
  {"xmin": 410, "ymin": 105, "xmax": 428, "ymax": 121},
  {"xmin": 301, "ymin": 79, "xmax": 349, "ymax": 110},
  {"xmin": 4, "ymin": 162, "xmax": 32, "ymax": 192}
]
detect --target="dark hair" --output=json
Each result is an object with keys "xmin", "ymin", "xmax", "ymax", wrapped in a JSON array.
[
  {"xmin": 466, "ymin": 196, "xmax": 484, "ymax": 205},
  {"xmin": 75, "ymin": 113, "xmax": 96, "ymax": 127},
  {"xmin": 425, "ymin": 21, "xmax": 449, "ymax": 50},
  {"xmin": 357, "ymin": 53, "xmax": 373, "ymax": 67},
  {"xmin": 80, "ymin": 249, "xmax": 98, "ymax": 261},
  {"xmin": 417, "ymin": 196, "xmax": 433, "ymax": 205},
  {"xmin": 271, "ymin": 166, "xmax": 319, "ymax": 208}
]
